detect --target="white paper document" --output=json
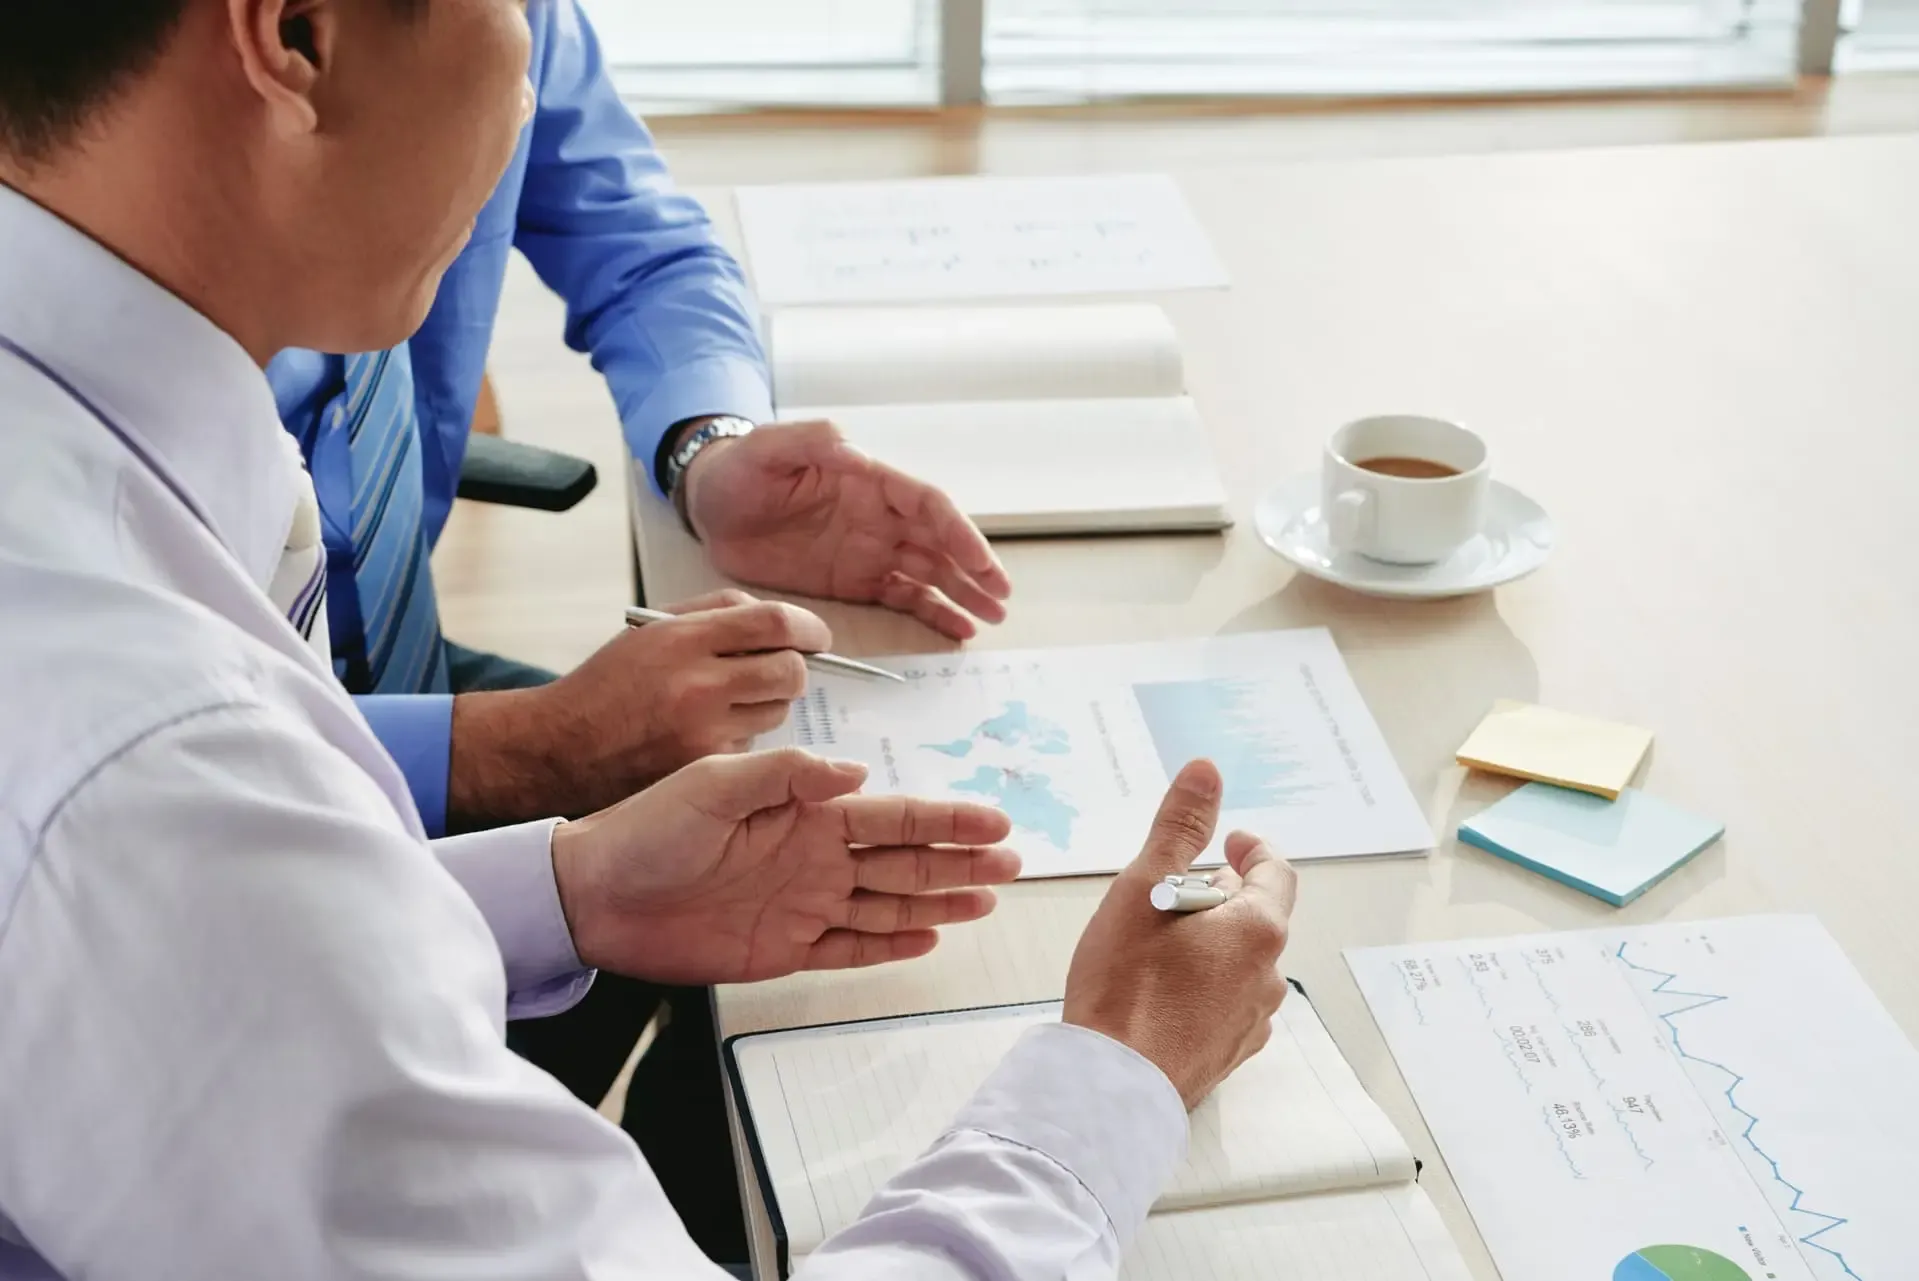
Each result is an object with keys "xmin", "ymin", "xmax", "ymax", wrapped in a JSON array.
[
  {"xmin": 760, "ymin": 629, "xmax": 1432, "ymax": 878},
  {"xmin": 734, "ymin": 173, "xmax": 1230, "ymax": 306},
  {"xmin": 1347, "ymin": 915, "xmax": 1919, "ymax": 1281}
]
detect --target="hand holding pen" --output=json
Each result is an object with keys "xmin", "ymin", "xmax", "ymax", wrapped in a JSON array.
[
  {"xmin": 626, "ymin": 605, "xmax": 904, "ymax": 684},
  {"xmin": 1058, "ymin": 760, "xmax": 1301, "ymax": 1110}
]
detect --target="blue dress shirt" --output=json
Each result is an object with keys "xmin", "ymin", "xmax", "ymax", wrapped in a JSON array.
[{"xmin": 268, "ymin": 0, "xmax": 773, "ymax": 835}]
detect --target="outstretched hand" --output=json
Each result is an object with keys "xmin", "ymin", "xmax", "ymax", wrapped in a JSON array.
[
  {"xmin": 550, "ymin": 748, "xmax": 1021, "ymax": 985},
  {"xmin": 682, "ymin": 421, "xmax": 1012, "ymax": 640}
]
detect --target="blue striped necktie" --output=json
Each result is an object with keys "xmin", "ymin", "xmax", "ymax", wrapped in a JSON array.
[{"xmin": 315, "ymin": 348, "xmax": 451, "ymax": 696}]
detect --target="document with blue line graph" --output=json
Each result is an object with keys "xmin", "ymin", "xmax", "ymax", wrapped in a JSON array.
[
  {"xmin": 758, "ymin": 627, "xmax": 1431, "ymax": 878},
  {"xmin": 1347, "ymin": 916, "xmax": 1916, "ymax": 1281}
]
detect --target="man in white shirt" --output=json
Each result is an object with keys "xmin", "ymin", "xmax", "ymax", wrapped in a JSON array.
[{"xmin": 0, "ymin": 2, "xmax": 1300, "ymax": 1279}]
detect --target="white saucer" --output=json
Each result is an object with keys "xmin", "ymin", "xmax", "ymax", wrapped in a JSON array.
[{"xmin": 1254, "ymin": 473, "xmax": 1553, "ymax": 600}]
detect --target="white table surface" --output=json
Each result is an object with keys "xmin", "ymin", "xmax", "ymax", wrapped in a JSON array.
[{"xmin": 629, "ymin": 134, "xmax": 1919, "ymax": 1280}]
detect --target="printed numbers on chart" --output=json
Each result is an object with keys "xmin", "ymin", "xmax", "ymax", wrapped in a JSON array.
[{"xmin": 791, "ymin": 687, "xmax": 836, "ymax": 748}]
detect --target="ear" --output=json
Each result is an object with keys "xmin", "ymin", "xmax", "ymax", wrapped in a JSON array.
[{"xmin": 227, "ymin": 0, "xmax": 336, "ymax": 134}]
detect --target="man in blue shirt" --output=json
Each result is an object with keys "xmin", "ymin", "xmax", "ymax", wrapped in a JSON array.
[
  {"xmin": 268, "ymin": 0, "xmax": 1009, "ymax": 1264},
  {"xmin": 272, "ymin": 0, "xmax": 1008, "ymax": 837}
]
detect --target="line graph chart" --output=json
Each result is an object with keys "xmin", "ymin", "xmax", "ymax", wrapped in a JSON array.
[
  {"xmin": 1349, "ymin": 917, "xmax": 1915, "ymax": 1281},
  {"xmin": 1615, "ymin": 939, "xmax": 1863, "ymax": 1279}
]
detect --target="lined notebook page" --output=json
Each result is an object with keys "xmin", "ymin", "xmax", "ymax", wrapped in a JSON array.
[
  {"xmin": 1123, "ymin": 1186, "xmax": 1473, "ymax": 1281},
  {"xmin": 768, "ymin": 303, "xmax": 1185, "ymax": 408},
  {"xmin": 735, "ymin": 994, "xmax": 1416, "ymax": 1258}
]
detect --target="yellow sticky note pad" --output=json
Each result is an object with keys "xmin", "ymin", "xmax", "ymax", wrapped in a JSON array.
[{"xmin": 1455, "ymin": 700, "xmax": 1652, "ymax": 800}]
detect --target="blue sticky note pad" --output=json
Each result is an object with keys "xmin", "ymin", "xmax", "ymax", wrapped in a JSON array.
[{"xmin": 1459, "ymin": 784, "xmax": 1724, "ymax": 906}]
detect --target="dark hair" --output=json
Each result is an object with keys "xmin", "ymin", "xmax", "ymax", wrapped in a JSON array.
[
  {"xmin": 0, "ymin": 0, "xmax": 429, "ymax": 168},
  {"xmin": 0, "ymin": 1, "xmax": 190, "ymax": 165}
]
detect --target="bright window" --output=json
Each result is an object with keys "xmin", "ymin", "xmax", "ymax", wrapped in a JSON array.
[
  {"xmin": 1839, "ymin": 0, "xmax": 1919, "ymax": 68},
  {"xmin": 581, "ymin": 0, "xmax": 1817, "ymax": 109},
  {"xmin": 986, "ymin": 0, "xmax": 1801, "ymax": 101},
  {"xmin": 579, "ymin": 0, "xmax": 940, "ymax": 109}
]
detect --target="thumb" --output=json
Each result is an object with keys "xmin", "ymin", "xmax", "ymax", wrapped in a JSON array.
[
  {"xmin": 696, "ymin": 748, "xmax": 868, "ymax": 820},
  {"xmin": 1132, "ymin": 759, "xmax": 1223, "ymax": 880}
]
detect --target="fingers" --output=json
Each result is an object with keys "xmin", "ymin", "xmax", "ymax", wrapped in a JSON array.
[
  {"xmin": 804, "ymin": 928, "xmax": 941, "ymax": 971},
  {"xmin": 842, "ymin": 888, "xmax": 999, "ymax": 934},
  {"xmin": 835, "ymin": 794, "xmax": 1014, "ymax": 848},
  {"xmin": 852, "ymin": 844, "xmax": 1023, "ymax": 894},
  {"xmin": 1132, "ymin": 760, "xmax": 1224, "ymax": 880},
  {"xmin": 894, "ymin": 543, "xmax": 1010, "ymax": 627},
  {"xmin": 1205, "ymin": 861, "xmax": 1245, "ymax": 898},
  {"xmin": 662, "ymin": 588, "xmax": 757, "ymax": 616},
  {"xmin": 1226, "ymin": 830, "xmax": 1299, "ymax": 915},
  {"xmin": 723, "ymin": 651, "xmax": 809, "ymax": 705},
  {"xmin": 876, "ymin": 573, "xmax": 979, "ymax": 641},
  {"xmin": 696, "ymin": 600, "xmax": 834, "ymax": 658},
  {"xmin": 1225, "ymin": 829, "xmax": 1298, "ymax": 931},
  {"xmin": 875, "ymin": 460, "xmax": 1012, "ymax": 602},
  {"xmin": 688, "ymin": 747, "xmax": 867, "ymax": 819}
]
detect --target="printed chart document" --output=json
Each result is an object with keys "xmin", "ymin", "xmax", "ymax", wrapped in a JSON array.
[
  {"xmin": 1348, "ymin": 915, "xmax": 1919, "ymax": 1281},
  {"xmin": 768, "ymin": 302, "xmax": 1228, "ymax": 536},
  {"xmin": 759, "ymin": 629, "xmax": 1432, "ymax": 878},
  {"xmin": 728, "ymin": 991, "xmax": 1471, "ymax": 1280},
  {"xmin": 734, "ymin": 172, "xmax": 1229, "ymax": 306}
]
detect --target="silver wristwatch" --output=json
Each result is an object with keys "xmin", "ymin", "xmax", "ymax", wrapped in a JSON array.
[{"xmin": 662, "ymin": 415, "xmax": 756, "ymax": 498}]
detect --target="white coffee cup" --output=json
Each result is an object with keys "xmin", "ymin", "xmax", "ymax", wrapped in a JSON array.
[{"xmin": 1323, "ymin": 415, "xmax": 1490, "ymax": 565}]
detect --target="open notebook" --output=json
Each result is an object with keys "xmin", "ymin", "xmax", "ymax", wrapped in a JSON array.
[
  {"xmin": 726, "ymin": 988, "xmax": 1471, "ymax": 1280},
  {"xmin": 765, "ymin": 303, "xmax": 1232, "ymax": 537}
]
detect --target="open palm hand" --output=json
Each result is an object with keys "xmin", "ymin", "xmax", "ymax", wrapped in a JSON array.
[
  {"xmin": 551, "ymin": 748, "xmax": 1020, "ymax": 985},
  {"xmin": 684, "ymin": 421, "xmax": 1012, "ymax": 640}
]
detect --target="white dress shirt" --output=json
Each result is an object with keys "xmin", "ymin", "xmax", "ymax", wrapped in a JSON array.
[{"xmin": 0, "ymin": 184, "xmax": 1188, "ymax": 1281}]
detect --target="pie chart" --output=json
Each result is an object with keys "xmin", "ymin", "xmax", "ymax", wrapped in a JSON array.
[{"xmin": 1613, "ymin": 1245, "xmax": 1752, "ymax": 1281}]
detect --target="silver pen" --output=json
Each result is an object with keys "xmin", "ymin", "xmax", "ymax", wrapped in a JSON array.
[
  {"xmin": 623, "ymin": 605, "xmax": 907, "ymax": 684},
  {"xmin": 1151, "ymin": 873, "xmax": 1228, "ymax": 913}
]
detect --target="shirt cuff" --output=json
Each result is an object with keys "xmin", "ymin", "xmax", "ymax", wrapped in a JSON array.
[
  {"xmin": 356, "ymin": 695, "xmax": 454, "ymax": 838},
  {"xmin": 949, "ymin": 1023, "xmax": 1188, "ymax": 1241},
  {"xmin": 432, "ymin": 819, "xmax": 595, "ymax": 1019},
  {"xmin": 626, "ymin": 355, "xmax": 774, "ymax": 495}
]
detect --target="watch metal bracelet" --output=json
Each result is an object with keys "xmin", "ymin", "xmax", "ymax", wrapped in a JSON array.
[{"xmin": 664, "ymin": 416, "xmax": 756, "ymax": 534}]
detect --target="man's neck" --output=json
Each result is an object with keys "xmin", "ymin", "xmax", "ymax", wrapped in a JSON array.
[{"xmin": 0, "ymin": 120, "xmax": 279, "ymax": 366}]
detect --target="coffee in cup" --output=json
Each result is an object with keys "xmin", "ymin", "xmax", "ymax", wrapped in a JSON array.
[
  {"xmin": 1323, "ymin": 416, "xmax": 1490, "ymax": 565},
  {"xmin": 1352, "ymin": 456, "xmax": 1462, "ymax": 481}
]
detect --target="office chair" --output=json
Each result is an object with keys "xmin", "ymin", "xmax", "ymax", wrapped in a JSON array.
[{"xmin": 456, "ymin": 433, "xmax": 598, "ymax": 512}]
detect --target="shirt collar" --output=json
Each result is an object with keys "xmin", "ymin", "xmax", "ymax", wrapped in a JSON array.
[{"xmin": 0, "ymin": 182, "xmax": 296, "ymax": 592}]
